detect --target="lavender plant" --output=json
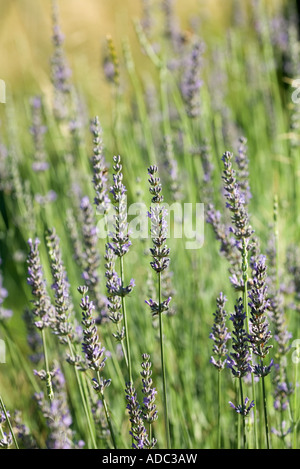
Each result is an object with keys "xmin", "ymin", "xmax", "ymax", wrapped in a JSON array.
[
  {"xmin": 108, "ymin": 155, "xmax": 134, "ymax": 384},
  {"xmin": 210, "ymin": 292, "xmax": 230, "ymax": 447},
  {"xmin": 146, "ymin": 164, "xmax": 171, "ymax": 448},
  {"xmin": 78, "ymin": 285, "xmax": 116, "ymax": 449},
  {"xmin": 248, "ymin": 255, "xmax": 273, "ymax": 448},
  {"xmin": 27, "ymin": 238, "xmax": 55, "ymax": 402},
  {"xmin": 227, "ymin": 297, "xmax": 253, "ymax": 448}
]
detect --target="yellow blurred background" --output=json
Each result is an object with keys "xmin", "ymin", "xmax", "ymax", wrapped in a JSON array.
[
  {"xmin": 0, "ymin": 1, "xmax": 233, "ymax": 100},
  {"xmin": 0, "ymin": 0, "xmax": 286, "ymax": 109}
]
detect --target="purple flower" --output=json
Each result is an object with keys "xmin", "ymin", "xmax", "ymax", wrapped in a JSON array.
[
  {"xmin": 29, "ymin": 95, "xmax": 49, "ymax": 173},
  {"xmin": 221, "ymin": 151, "xmax": 253, "ymax": 244},
  {"xmin": 46, "ymin": 228, "xmax": 75, "ymax": 343},
  {"xmin": 79, "ymin": 286, "xmax": 108, "ymax": 374},
  {"xmin": 125, "ymin": 382, "xmax": 156, "ymax": 449},
  {"xmin": 235, "ymin": 136, "xmax": 252, "ymax": 205},
  {"xmin": 34, "ymin": 366, "xmax": 82, "ymax": 449},
  {"xmin": 181, "ymin": 39, "xmax": 204, "ymax": 118},
  {"xmin": 109, "ymin": 155, "xmax": 132, "ymax": 257},
  {"xmin": 227, "ymin": 298, "xmax": 252, "ymax": 378},
  {"xmin": 90, "ymin": 116, "xmax": 110, "ymax": 215},
  {"xmin": 50, "ymin": 0, "xmax": 72, "ymax": 120},
  {"xmin": 229, "ymin": 397, "xmax": 255, "ymax": 416},
  {"xmin": 140, "ymin": 354, "xmax": 158, "ymax": 425},
  {"xmin": 27, "ymin": 238, "xmax": 55, "ymax": 330},
  {"xmin": 210, "ymin": 293, "xmax": 231, "ymax": 371},
  {"xmin": 80, "ymin": 196, "xmax": 107, "ymax": 322},
  {"xmin": 248, "ymin": 255, "xmax": 273, "ymax": 372}
]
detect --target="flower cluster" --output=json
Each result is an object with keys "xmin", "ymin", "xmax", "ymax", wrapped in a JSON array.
[
  {"xmin": 181, "ymin": 39, "xmax": 204, "ymax": 118},
  {"xmin": 104, "ymin": 244, "xmax": 124, "ymax": 340},
  {"xmin": 140, "ymin": 353, "xmax": 158, "ymax": 424},
  {"xmin": 27, "ymin": 238, "xmax": 55, "ymax": 330},
  {"xmin": 90, "ymin": 116, "xmax": 110, "ymax": 215},
  {"xmin": 227, "ymin": 298, "xmax": 252, "ymax": 378},
  {"xmin": 229, "ymin": 397, "xmax": 255, "ymax": 416},
  {"xmin": 80, "ymin": 196, "xmax": 107, "ymax": 322},
  {"xmin": 235, "ymin": 136, "xmax": 252, "ymax": 205},
  {"xmin": 210, "ymin": 293, "xmax": 231, "ymax": 371},
  {"xmin": 79, "ymin": 286, "xmax": 107, "ymax": 375},
  {"xmin": 46, "ymin": 228, "xmax": 75, "ymax": 343},
  {"xmin": 50, "ymin": 0, "xmax": 72, "ymax": 120},
  {"xmin": 221, "ymin": 151, "xmax": 253, "ymax": 244},
  {"xmin": 109, "ymin": 155, "xmax": 132, "ymax": 257},
  {"xmin": 125, "ymin": 382, "xmax": 156, "ymax": 449},
  {"xmin": 147, "ymin": 165, "xmax": 170, "ymax": 274},
  {"xmin": 34, "ymin": 365, "xmax": 83, "ymax": 449},
  {"xmin": 248, "ymin": 255, "xmax": 273, "ymax": 376},
  {"xmin": 29, "ymin": 96, "xmax": 48, "ymax": 172}
]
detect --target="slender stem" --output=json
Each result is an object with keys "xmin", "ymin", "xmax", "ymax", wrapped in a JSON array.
[
  {"xmin": 120, "ymin": 256, "xmax": 132, "ymax": 384},
  {"xmin": 261, "ymin": 361, "xmax": 270, "ymax": 449},
  {"xmin": 67, "ymin": 338, "xmax": 97, "ymax": 449},
  {"xmin": 0, "ymin": 395, "xmax": 19, "ymax": 449},
  {"xmin": 99, "ymin": 384, "xmax": 117, "ymax": 450},
  {"xmin": 41, "ymin": 328, "xmax": 54, "ymax": 402},
  {"xmin": 239, "ymin": 377, "xmax": 246, "ymax": 449},
  {"xmin": 293, "ymin": 353, "xmax": 299, "ymax": 449},
  {"xmin": 217, "ymin": 370, "xmax": 221, "ymax": 449},
  {"xmin": 242, "ymin": 239, "xmax": 258, "ymax": 449},
  {"xmin": 158, "ymin": 270, "xmax": 170, "ymax": 449}
]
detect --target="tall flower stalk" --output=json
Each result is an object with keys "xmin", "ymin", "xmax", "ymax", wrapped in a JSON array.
[
  {"xmin": 210, "ymin": 292, "xmax": 230, "ymax": 448},
  {"xmin": 146, "ymin": 165, "xmax": 171, "ymax": 449},
  {"xmin": 221, "ymin": 150, "xmax": 258, "ymax": 447},
  {"xmin": 109, "ymin": 155, "xmax": 134, "ymax": 384},
  {"xmin": 227, "ymin": 298, "xmax": 254, "ymax": 449},
  {"xmin": 27, "ymin": 238, "xmax": 55, "ymax": 402},
  {"xmin": 78, "ymin": 285, "xmax": 116, "ymax": 449},
  {"xmin": 248, "ymin": 255, "xmax": 274, "ymax": 449},
  {"xmin": 141, "ymin": 353, "xmax": 158, "ymax": 443},
  {"xmin": 45, "ymin": 227, "xmax": 98, "ymax": 449}
]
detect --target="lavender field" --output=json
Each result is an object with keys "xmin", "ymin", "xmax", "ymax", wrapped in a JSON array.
[{"xmin": 0, "ymin": 0, "xmax": 299, "ymax": 450}]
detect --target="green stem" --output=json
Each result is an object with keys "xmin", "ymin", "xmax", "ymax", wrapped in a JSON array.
[
  {"xmin": 293, "ymin": 353, "xmax": 299, "ymax": 449},
  {"xmin": 261, "ymin": 361, "xmax": 270, "ymax": 449},
  {"xmin": 239, "ymin": 377, "xmax": 246, "ymax": 449},
  {"xmin": 67, "ymin": 338, "xmax": 97, "ymax": 449},
  {"xmin": 217, "ymin": 370, "xmax": 221, "ymax": 449},
  {"xmin": 41, "ymin": 328, "xmax": 54, "ymax": 402},
  {"xmin": 0, "ymin": 394, "xmax": 19, "ymax": 449},
  {"xmin": 120, "ymin": 256, "xmax": 132, "ymax": 384},
  {"xmin": 158, "ymin": 270, "xmax": 170, "ymax": 449},
  {"xmin": 242, "ymin": 238, "xmax": 258, "ymax": 449},
  {"xmin": 98, "ymin": 377, "xmax": 117, "ymax": 450}
]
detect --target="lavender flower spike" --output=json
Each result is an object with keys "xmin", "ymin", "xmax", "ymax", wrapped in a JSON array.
[
  {"xmin": 27, "ymin": 238, "xmax": 55, "ymax": 331},
  {"xmin": 141, "ymin": 353, "xmax": 158, "ymax": 425},
  {"xmin": 221, "ymin": 150, "xmax": 253, "ymax": 245},
  {"xmin": 248, "ymin": 255, "xmax": 273, "ymax": 377},
  {"xmin": 210, "ymin": 293, "xmax": 231, "ymax": 371},
  {"xmin": 90, "ymin": 116, "xmax": 110, "ymax": 216},
  {"xmin": 125, "ymin": 382, "xmax": 156, "ymax": 449},
  {"xmin": 109, "ymin": 155, "xmax": 132, "ymax": 257},
  {"xmin": 46, "ymin": 228, "xmax": 75, "ymax": 343},
  {"xmin": 78, "ymin": 286, "xmax": 108, "ymax": 376},
  {"xmin": 29, "ymin": 96, "xmax": 49, "ymax": 172},
  {"xmin": 181, "ymin": 39, "xmax": 204, "ymax": 119},
  {"xmin": 147, "ymin": 165, "xmax": 170, "ymax": 275},
  {"xmin": 229, "ymin": 397, "xmax": 255, "ymax": 416},
  {"xmin": 227, "ymin": 298, "xmax": 252, "ymax": 378}
]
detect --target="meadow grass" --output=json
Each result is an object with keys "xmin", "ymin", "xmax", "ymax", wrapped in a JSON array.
[{"xmin": 0, "ymin": 0, "xmax": 299, "ymax": 450}]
